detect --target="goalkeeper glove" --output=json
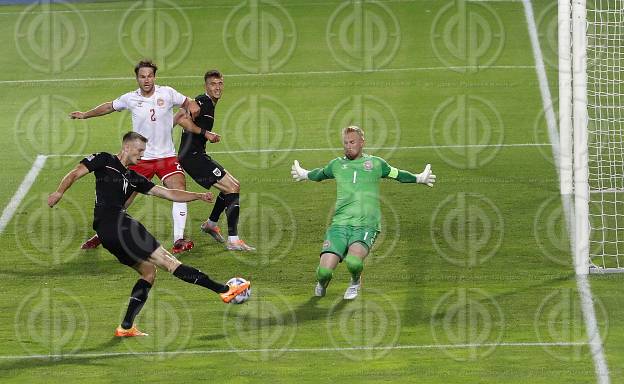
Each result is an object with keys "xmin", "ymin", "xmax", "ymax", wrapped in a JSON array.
[
  {"xmin": 291, "ymin": 160, "xmax": 309, "ymax": 181},
  {"xmin": 417, "ymin": 164, "xmax": 436, "ymax": 187}
]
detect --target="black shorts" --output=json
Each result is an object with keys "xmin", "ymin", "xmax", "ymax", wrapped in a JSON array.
[
  {"xmin": 179, "ymin": 153, "xmax": 226, "ymax": 189},
  {"xmin": 94, "ymin": 212, "xmax": 160, "ymax": 267}
]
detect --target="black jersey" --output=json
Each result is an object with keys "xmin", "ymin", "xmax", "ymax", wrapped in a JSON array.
[
  {"xmin": 80, "ymin": 152, "xmax": 155, "ymax": 220},
  {"xmin": 179, "ymin": 94, "xmax": 215, "ymax": 158}
]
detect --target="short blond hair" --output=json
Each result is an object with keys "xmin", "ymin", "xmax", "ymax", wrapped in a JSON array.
[{"xmin": 342, "ymin": 125, "xmax": 364, "ymax": 139}]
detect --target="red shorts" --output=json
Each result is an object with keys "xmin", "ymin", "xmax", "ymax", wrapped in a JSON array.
[{"xmin": 129, "ymin": 156, "xmax": 184, "ymax": 182}]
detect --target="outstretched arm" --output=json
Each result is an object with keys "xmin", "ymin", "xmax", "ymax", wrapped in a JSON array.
[
  {"xmin": 69, "ymin": 101, "xmax": 115, "ymax": 119},
  {"xmin": 148, "ymin": 185, "xmax": 214, "ymax": 203},
  {"xmin": 386, "ymin": 163, "xmax": 436, "ymax": 187},
  {"xmin": 48, "ymin": 164, "xmax": 90, "ymax": 207},
  {"xmin": 291, "ymin": 160, "xmax": 333, "ymax": 182}
]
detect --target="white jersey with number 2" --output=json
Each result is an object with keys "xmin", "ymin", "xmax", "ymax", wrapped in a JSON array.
[{"xmin": 112, "ymin": 85, "xmax": 186, "ymax": 160}]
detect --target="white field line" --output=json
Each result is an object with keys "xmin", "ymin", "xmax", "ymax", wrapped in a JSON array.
[
  {"xmin": 522, "ymin": 1, "xmax": 610, "ymax": 383},
  {"xmin": 0, "ymin": 65, "xmax": 536, "ymax": 85},
  {"xmin": 522, "ymin": 1, "xmax": 560, "ymax": 173},
  {"xmin": 0, "ymin": 155, "xmax": 47, "ymax": 235},
  {"xmin": 45, "ymin": 143, "xmax": 552, "ymax": 158},
  {"xmin": 0, "ymin": 341, "xmax": 587, "ymax": 361}
]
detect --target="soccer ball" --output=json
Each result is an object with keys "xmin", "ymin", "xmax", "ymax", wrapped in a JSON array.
[{"xmin": 226, "ymin": 277, "xmax": 251, "ymax": 304}]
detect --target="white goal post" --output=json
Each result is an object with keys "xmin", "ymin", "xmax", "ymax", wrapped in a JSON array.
[{"xmin": 560, "ymin": 0, "xmax": 624, "ymax": 274}]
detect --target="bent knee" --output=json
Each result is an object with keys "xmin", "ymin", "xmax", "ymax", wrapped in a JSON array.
[
  {"xmin": 230, "ymin": 182, "xmax": 240, "ymax": 193},
  {"xmin": 142, "ymin": 265, "xmax": 157, "ymax": 284}
]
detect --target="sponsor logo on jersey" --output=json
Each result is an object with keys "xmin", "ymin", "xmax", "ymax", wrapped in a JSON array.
[
  {"xmin": 363, "ymin": 160, "xmax": 373, "ymax": 171},
  {"xmin": 157, "ymin": 98, "xmax": 165, "ymax": 107},
  {"xmin": 137, "ymin": 101, "xmax": 143, "ymax": 107},
  {"xmin": 322, "ymin": 240, "xmax": 331, "ymax": 248},
  {"xmin": 213, "ymin": 168, "xmax": 222, "ymax": 177},
  {"xmin": 342, "ymin": 164, "xmax": 348, "ymax": 169}
]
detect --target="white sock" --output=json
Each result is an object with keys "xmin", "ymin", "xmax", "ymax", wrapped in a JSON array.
[
  {"xmin": 172, "ymin": 202, "xmax": 187, "ymax": 243},
  {"xmin": 228, "ymin": 235, "xmax": 239, "ymax": 242},
  {"xmin": 207, "ymin": 219, "xmax": 218, "ymax": 227}
]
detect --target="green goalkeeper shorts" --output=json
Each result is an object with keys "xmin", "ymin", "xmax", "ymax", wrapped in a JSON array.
[{"xmin": 320, "ymin": 225, "xmax": 379, "ymax": 261}]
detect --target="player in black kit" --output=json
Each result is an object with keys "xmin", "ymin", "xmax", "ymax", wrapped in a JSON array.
[
  {"xmin": 175, "ymin": 70, "xmax": 255, "ymax": 251},
  {"xmin": 47, "ymin": 132, "xmax": 250, "ymax": 337}
]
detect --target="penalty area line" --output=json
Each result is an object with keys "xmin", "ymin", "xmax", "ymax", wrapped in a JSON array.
[
  {"xmin": 0, "ymin": 155, "xmax": 47, "ymax": 235},
  {"xmin": 522, "ymin": 1, "xmax": 610, "ymax": 383},
  {"xmin": 0, "ymin": 341, "xmax": 588, "ymax": 361}
]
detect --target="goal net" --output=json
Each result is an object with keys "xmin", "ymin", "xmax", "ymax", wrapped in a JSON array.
[
  {"xmin": 561, "ymin": 0, "xmax": 624, "ymax": 273},
  {"xmin": 587, "ymin": 0, "xmax": 624, "ymax": 271}
]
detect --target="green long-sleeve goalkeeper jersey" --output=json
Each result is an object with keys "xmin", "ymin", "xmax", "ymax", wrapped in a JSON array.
[{"xmin": 308, "ymin": 154, "xmax": 406, "ymax": 230}]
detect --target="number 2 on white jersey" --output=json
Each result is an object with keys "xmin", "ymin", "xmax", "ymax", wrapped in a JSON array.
[{"xmin": 149, "ymin": 108, "xmax": 156, "ymax": 121}]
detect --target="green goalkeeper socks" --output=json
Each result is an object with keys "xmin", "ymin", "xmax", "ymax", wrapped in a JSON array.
[
  {"xmin": 345, "ymin": 254, "xmax": 364, "ymax": 282},
  {"xmin": 316, "ymin": 266, "xmax": 333, "ymax": 288}
]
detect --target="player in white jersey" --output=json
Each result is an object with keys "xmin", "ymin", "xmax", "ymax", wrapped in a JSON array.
[{"xmin": 70, "ymin": 60, "xmax": 219, "ymax": 254}]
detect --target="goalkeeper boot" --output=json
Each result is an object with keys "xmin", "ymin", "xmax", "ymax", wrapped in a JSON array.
[
  {"xmin": 343, "ymin": 278, "xmax": 361, "ymax": 300},
  {"xmin": 226, "ymin": 239, "xmax": 256, "ymax": 251},
  {"xmin": 200, "ymin": 221, "xmax": 225, "ymax": 243},
  {"xmin": 114, "ymin": 325, "xmax": 148, "ymax": 337},
  {"xmin": 80, "ymin": 234, "xmax": 101, "ymax": 249},
  {"xmin": 314, "ymin": 282, "xmax": 326, "ymax": 297},
  {"xmin": 220, "ymin": 280, "xmax": 251, "ymax": 303},
  {"xmin": 172, "ymin": 238, "xmax": 194, "ymax": 254}
]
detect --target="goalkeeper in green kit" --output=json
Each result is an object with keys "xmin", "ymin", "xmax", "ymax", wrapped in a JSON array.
[{"xmin": 290, "ymin": 126, "xmax": 436, "ymax": 299}]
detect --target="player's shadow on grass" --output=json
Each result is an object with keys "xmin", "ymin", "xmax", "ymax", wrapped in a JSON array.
[
  {"xmin": 196, "ymin": 333, "xmax": 226, "ymax": 342},
  {"xmin": 219, "ymin": 296, "xmax": 351, "ymax": 329},
  {"xmin": 0, "ymin": 337, "xmax": 126, "ymax": 372},
  {"xmin": 429, "ymin": 272, "xmax": 575, "ymax": 322},
  {"xmin": 9, "ymin": 252, "xmax": 115, "ymax": 278}
]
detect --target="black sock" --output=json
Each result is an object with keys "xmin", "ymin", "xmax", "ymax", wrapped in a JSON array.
[
  {"xmin": 121, "ymin": 279, "xmax": 152, "ymax": 329},
  {"xmin": 225, "ymin": 193, "xmax": 240, "ymax": 236},
  {"xmin": 208, "ymin": 192, "xmax": 228, "ymax": 223},
  {"xmin": 172, "ymin": 264, "xmax": 228, "ymax": 293}
]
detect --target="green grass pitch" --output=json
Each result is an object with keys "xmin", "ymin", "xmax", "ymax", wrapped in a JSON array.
[{"xmin": 0, "ymin": 0, "xmax": 621, "ymax": 382}]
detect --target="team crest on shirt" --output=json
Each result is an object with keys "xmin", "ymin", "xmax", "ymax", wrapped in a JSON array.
[
  {"xmin": 157, "ymin": 98, "xmax": 165, "ymax": 107},
  {"xmin": 213, "ymin": 168, "xmax": 222, "ymax": 177},
  {"xmin": 363, "ymin": 160, "xmax": 373, "ymax": 171},
  {"xmin": 322, "ymin": 240, "xmax": 331, "ymax": 249}
]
